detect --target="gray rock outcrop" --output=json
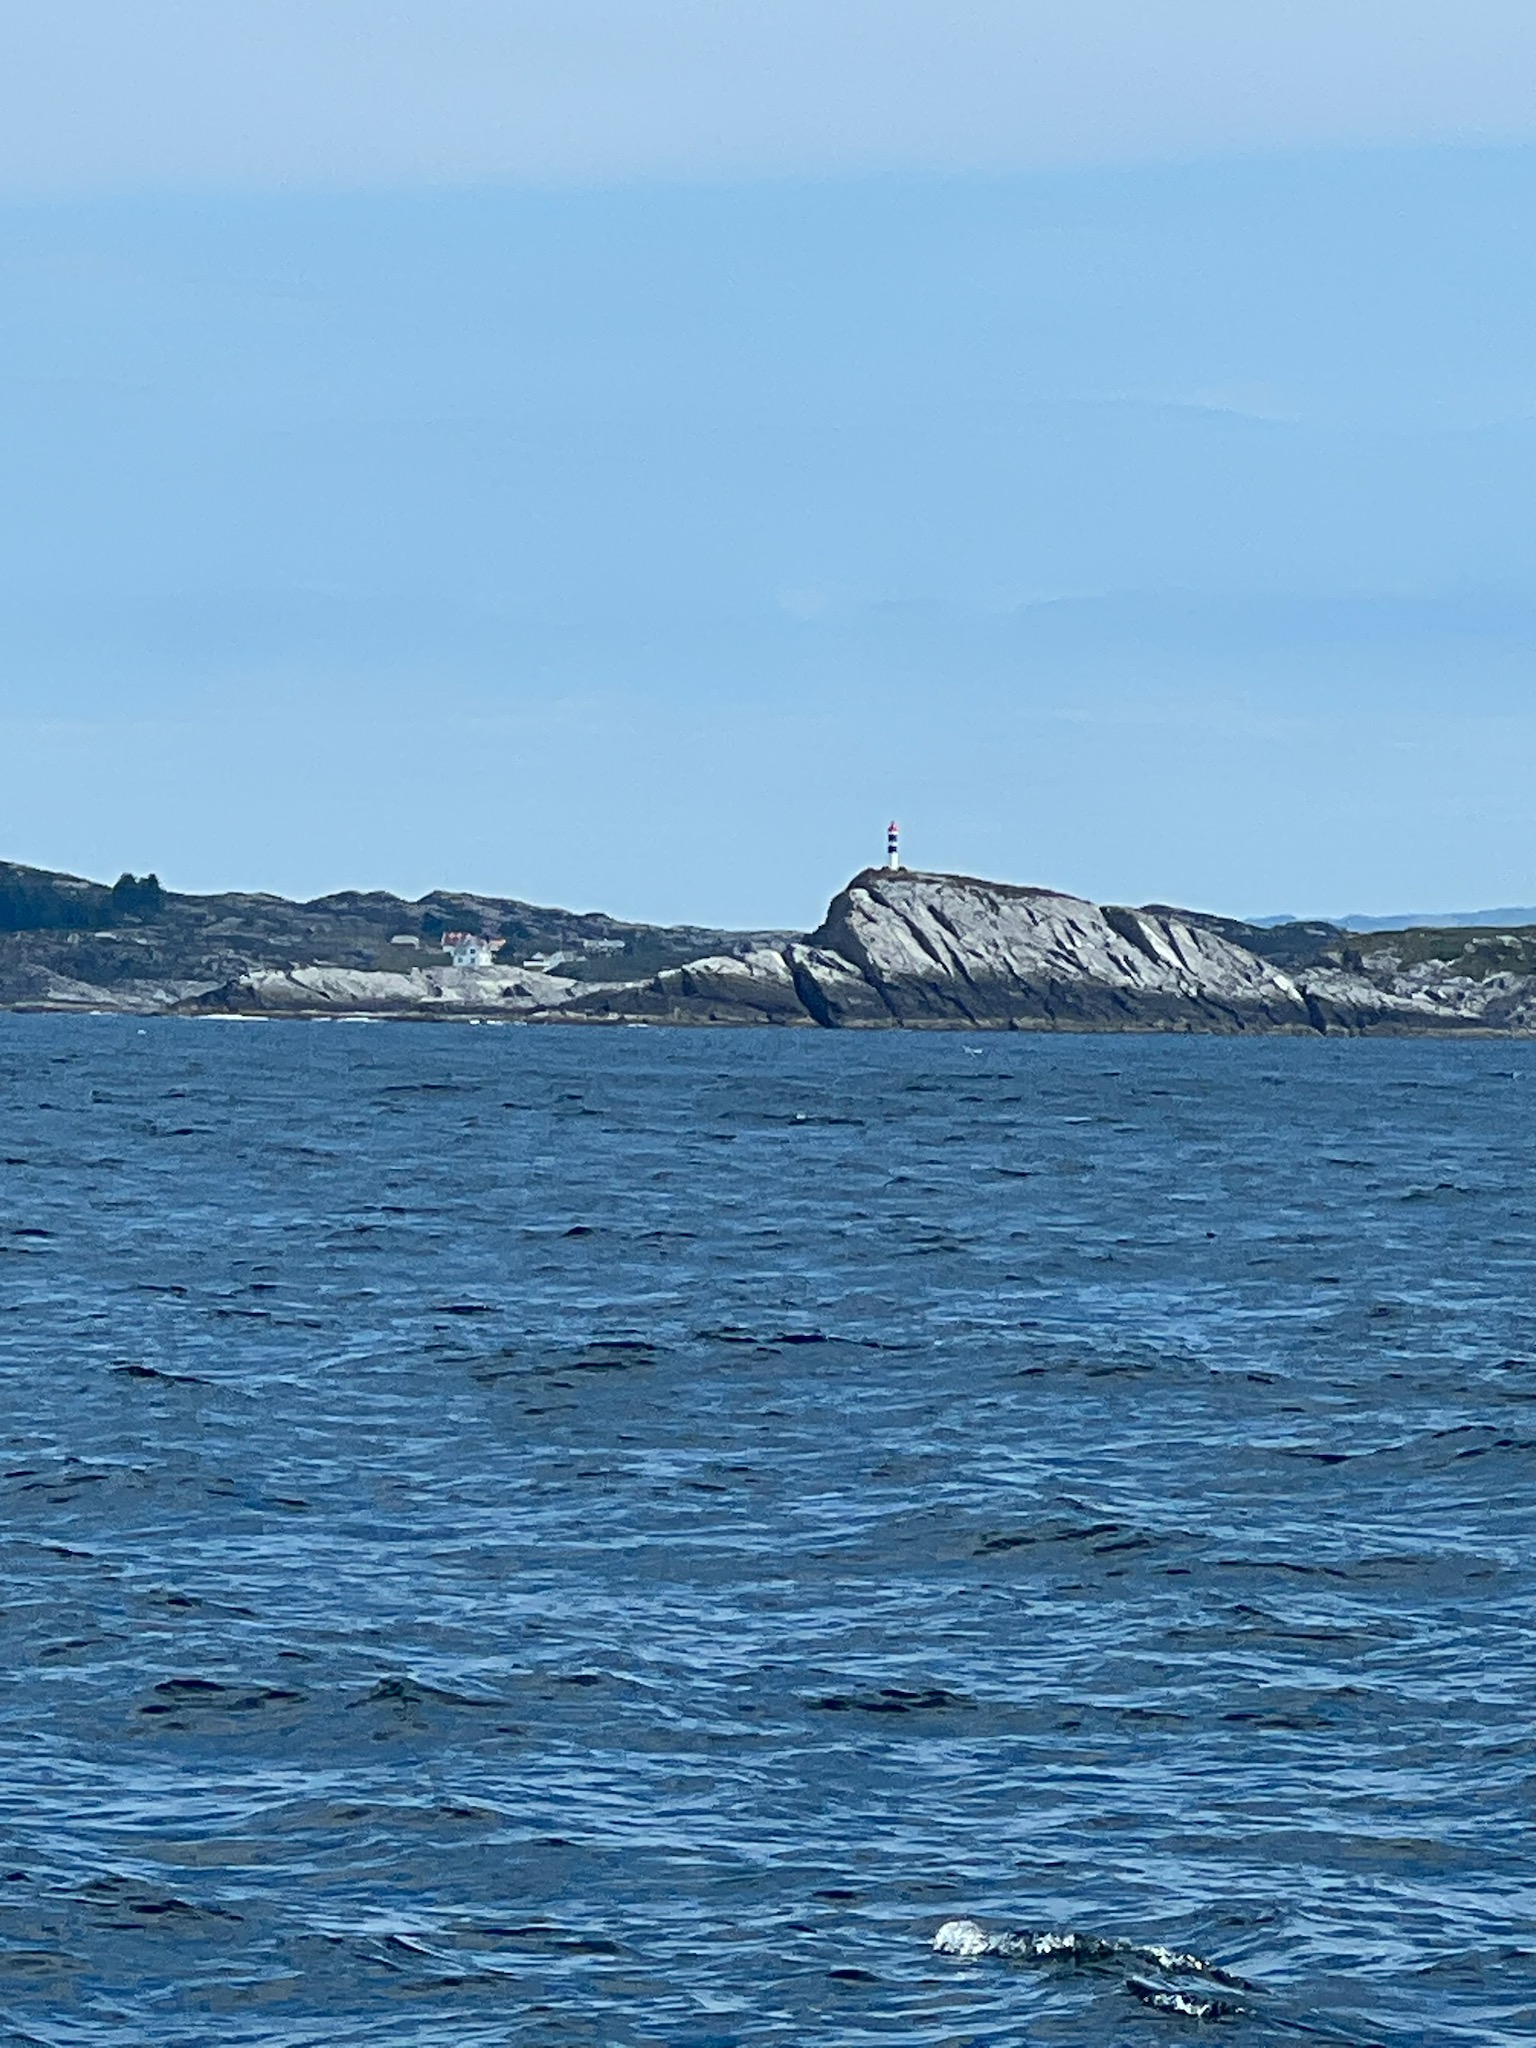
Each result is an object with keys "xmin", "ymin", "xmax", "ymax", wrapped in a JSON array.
[
  {"xmin": 189, "ymin": 962, "xmax": 579, "ymax": 1016},
  {"xmin": 529, "ymin": 870, "xmax": 1533, "ymax": 1034},
  {"xmin": 557, "ymin": 948, "xmax": 817, "ymax": 1026},
  {"xmin": 789, "ymin": 872, "xmax": 1315, "ymax": 1030}
]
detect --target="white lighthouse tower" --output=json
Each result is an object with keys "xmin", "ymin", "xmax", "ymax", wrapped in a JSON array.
[{"xmin": 886, "ymin": 820, "xmax": 900, "ymax": 870}]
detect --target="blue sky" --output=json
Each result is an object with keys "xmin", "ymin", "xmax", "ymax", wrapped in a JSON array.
[{"xmin": 4, "ymin": 6, "xmax": 1536, "ymax": 926}]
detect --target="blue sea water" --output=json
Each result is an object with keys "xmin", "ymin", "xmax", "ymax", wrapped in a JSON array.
[{"xmin": 1, "ymin": 1016, "xmax": 1534, "ymax": 2046}]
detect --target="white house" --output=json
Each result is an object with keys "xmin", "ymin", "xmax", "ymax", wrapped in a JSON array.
[{"xmin": 442, "ymin": 930, "xmax": 505, "ymax": 968}]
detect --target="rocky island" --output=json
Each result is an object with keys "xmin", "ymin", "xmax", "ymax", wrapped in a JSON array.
[{"xmin": 4, "ymin": 858, "xmax": 1536, "ymax": 1034}]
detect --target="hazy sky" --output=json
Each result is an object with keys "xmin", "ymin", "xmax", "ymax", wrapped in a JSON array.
[{"xmin": 4, "ymin": 6, "xmax": 1536, "ymax": 925}]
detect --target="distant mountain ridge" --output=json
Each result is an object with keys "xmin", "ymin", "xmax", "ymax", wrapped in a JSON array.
[
  {"xmin": 1338, "ymin": 907, "xmax": 1536, "ymax": 932},
  {"xmin": 1255, "ymin": 907, "xmax": 1536, "ymax": 932}
]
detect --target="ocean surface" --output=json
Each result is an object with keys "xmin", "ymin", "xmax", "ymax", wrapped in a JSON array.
[{"xmin": 1, "ymin": 1017, "xmax": 1533, "ymax": 2047}]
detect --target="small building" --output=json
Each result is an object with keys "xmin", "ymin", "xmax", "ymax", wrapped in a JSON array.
[
  {"xmin": 388, "ymin": 934, "xmax": 420, "ymax": 948},
  {"xmin": 442, "ymin": 931, "xmax": 506, "ymax": 969}
]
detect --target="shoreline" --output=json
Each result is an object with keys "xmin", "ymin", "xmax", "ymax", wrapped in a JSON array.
[{"xmin": 6, "ymin": 861, "xmax": 1536, "ymax": 1037}]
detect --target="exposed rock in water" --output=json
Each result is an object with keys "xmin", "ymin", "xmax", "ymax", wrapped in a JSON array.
[
  {"xmin": 558, "ymin": 948, "xmax": 817, "ymax": 1027},
  {"xmin": 4, "ymin": 855, "xmax": 1536, "ymax": 1033},
  {"xmin": 187, "ymin": 963, "xmax": 580, "ymax": 1015}
]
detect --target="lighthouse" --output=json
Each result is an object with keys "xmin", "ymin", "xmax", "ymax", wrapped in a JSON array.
[{"xmin": 886, "ymin": 820, "xmax": 900, "ymax": 871}]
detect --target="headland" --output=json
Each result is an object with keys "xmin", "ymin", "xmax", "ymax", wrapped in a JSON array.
[{"xmin": 4, "ymin": 857, "xmax": 1536, "ymax": 1034}]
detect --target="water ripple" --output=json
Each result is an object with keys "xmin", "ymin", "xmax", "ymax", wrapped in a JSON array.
[{"xmin": 0, "ymin": 1020, "xmax": 1532, "ymax": 2042}]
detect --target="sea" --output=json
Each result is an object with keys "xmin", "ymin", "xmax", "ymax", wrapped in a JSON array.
[{"xmin": 1, "ymin": 1015, "xmax": 1533, "ymax": 2047}]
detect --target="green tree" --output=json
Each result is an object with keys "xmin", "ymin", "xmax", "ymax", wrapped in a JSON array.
[{"xmin": 110, "ymin": 872, "xmax": 164, "ymax": 921}]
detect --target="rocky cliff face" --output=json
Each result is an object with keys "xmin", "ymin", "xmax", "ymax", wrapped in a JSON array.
[
  {"xmin": 793, "ymin": 872, "xmax": 1315, "ymax": 1030},
  {"xmin": 547, "ymin": 871, "xmax": 1536, "ymax": 1034},
  {"xmin": 8, "ymin": 858, "xmax": 1536, "ymax": 1033}
]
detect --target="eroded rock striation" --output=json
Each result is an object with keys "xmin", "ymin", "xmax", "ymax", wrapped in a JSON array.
[
  {"xmin": 6, "ymin": 855, "xmax": 1536, "ymax": 1033},
  {"xmin": 793, "ymin": 872, "xmax": 1314, "ymax": 1030},
  {"xmin": 553, "ymin": 870, "xmax": 1536, "ymax": 1033},
  {"xmin": 188, "ymin": 962, "xmax": 582, "ymax": 1016}
]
